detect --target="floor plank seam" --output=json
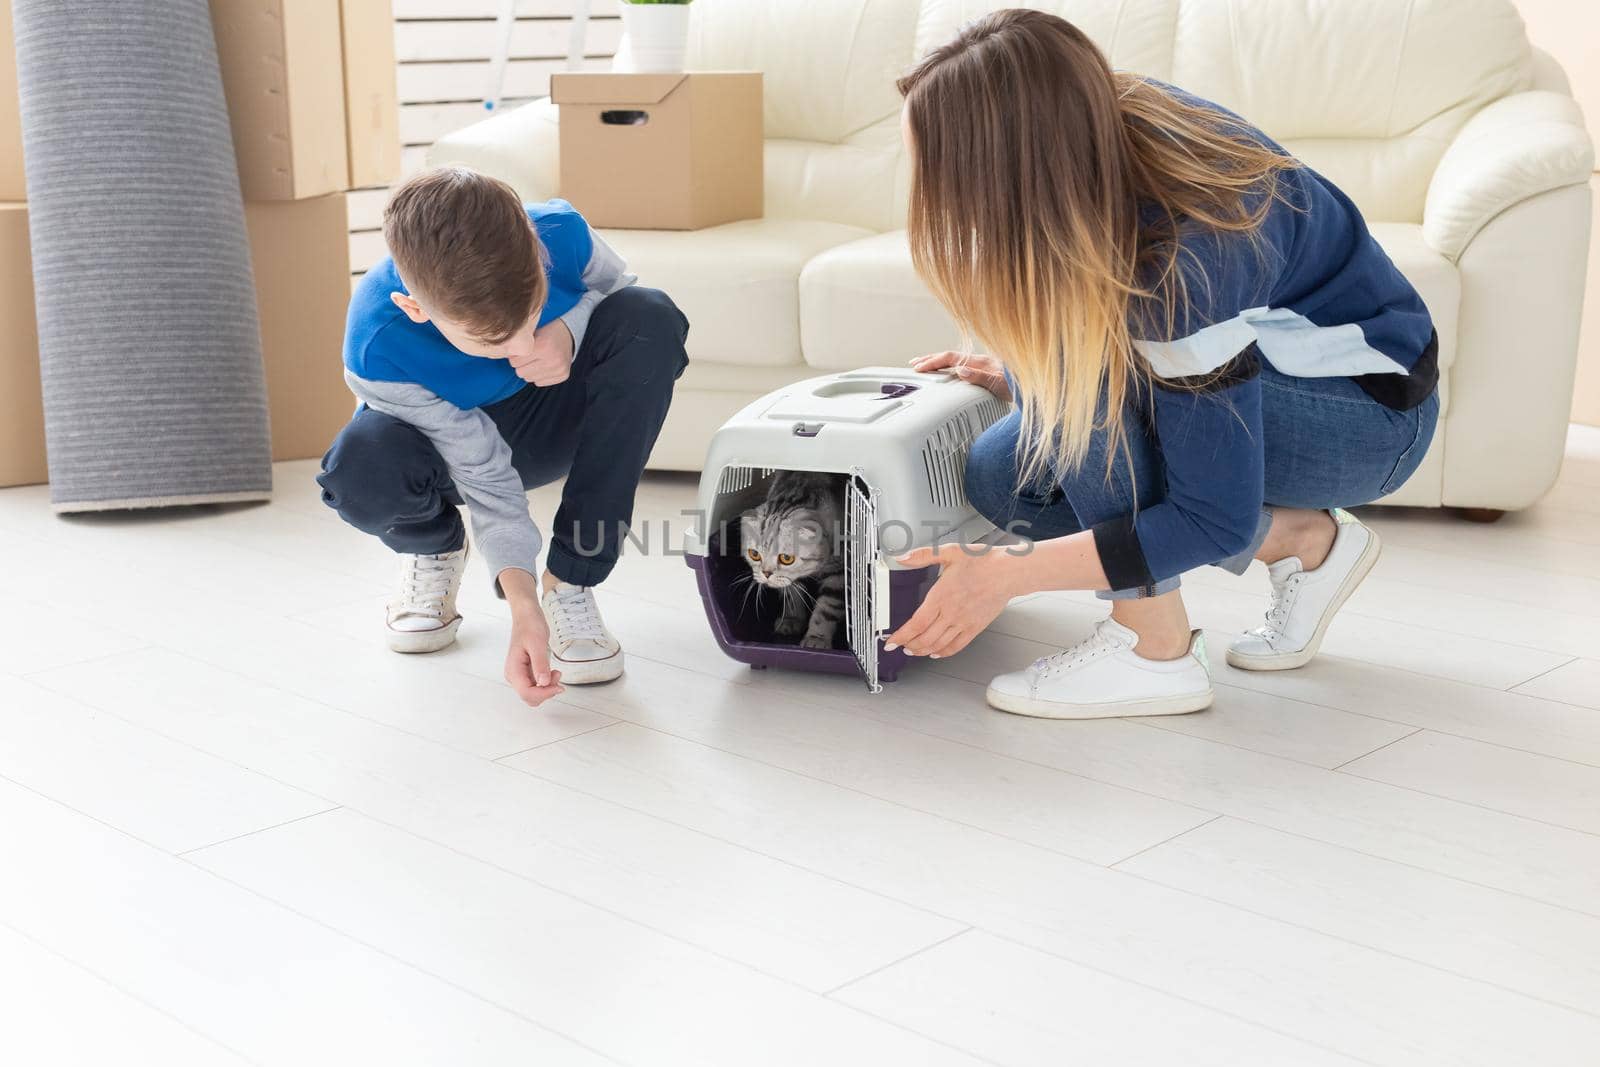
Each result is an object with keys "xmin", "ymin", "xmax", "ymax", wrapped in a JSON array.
[
  {"xmin": 1199, "ymin": 672, "xmax": 1600, "ymax": 771},
  {"xmin": 7, "ymin": 673, "xmax": 349, "ymax": 821},
  {"xmin": 178, "ymin": 807, "xmax": 345, "ymax": 858},
  {"xmin": 1106, "ymin": 814, "xmax": 1226, "ymax": 869},
  {"xmin": 167, "ymin": 850, "xmax": 621, "ymax": 1065},
  {"xmin": 1506, "ymin": 657, "xmax": 1581, "ymax": 693},
  {"xmin": 1103, "ymin": 856, "xmax": 1600, "ymax": 1022},
  {"xmin": 136, "ymin": 642, "xmax": 578, "ymax": 766},
  {"xmin": 821, "ymin": 926, "xmax": 974, "ymax": 997},
  {"xmin": 1215, "ymin": 816, "xmax": 1600, "ymax": 922},
  {"xmin": 490, "ymin": 719, "xmax": 623, "ymax": 763},
  {"xmin": 536, "ymin": 702, "xmax": 1218, "ymax": 865},
  {"xmin": 0, "ymin": 914, "xmax": 263, "ymax": 1067},
  {"xmin": 971, "ymin": 925, "xmax": 1389, "ymax": 1066},
  {"xmin": 1335, "ymin": 761, "xmax": 1600, "ymax": 843},
  {"xmin": 1328, "ymin": 728, "xmax": 1424, "ymax": 771},
  {"xmin": 15, "ymin": 640, "xmax": 156, "ymax": 679}
]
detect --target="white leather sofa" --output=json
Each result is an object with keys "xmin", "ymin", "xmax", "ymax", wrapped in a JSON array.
[{"xmin": 432, "ymin": 0, "xmax": 1595, "ymax": 512}]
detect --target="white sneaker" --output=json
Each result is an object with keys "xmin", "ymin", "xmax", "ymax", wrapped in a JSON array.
[
  {"xmin": 542, "ymin": 582, "xmax": 624, "ymax": 684},
  {"xmin": 1227, "ymin": 509, "xmax": 1380, "ymax": 672},
  {"xmin": 986, "ymin": 619, "xmax": 1213, "ymax": 719},
  {"xmin": 387, "ymin": 547, "xmax": 468, "ymax": 654}
]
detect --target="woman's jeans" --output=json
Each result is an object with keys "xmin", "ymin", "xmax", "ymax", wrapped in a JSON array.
[{"xmin": 964, "ymin": 363, "xmax": 1440, "ymax": 599}]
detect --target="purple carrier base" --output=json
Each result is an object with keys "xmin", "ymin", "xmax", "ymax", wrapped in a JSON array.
[{"xmin": 687, "ymin": 553, "xmax": 939, "ymax": 683}]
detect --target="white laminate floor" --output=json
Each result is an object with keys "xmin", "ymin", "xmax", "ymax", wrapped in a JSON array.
[{"xmin": 3, "ymin": 425, "xmax": 1599, "ymax": 1067}]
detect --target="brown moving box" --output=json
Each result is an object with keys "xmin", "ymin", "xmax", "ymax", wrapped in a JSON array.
[
  {"xmin": 0, "ymin": 4, "xmax": 24, "ymax": 201},
  {"xmin": 210, "ymin": 0, "xmax": 350, "ymax": 200},
  {"xmin": 552, "ymin": 72, "xmax": 763, "ymax": 230},
  {"xmin": 0, "ymin": 203, "xmax": 43, "ymax": 487},
  {"xmin": 340, "ymin": 0, "xmax": 401, "ymax": 189},
  {"xmin": 245, "ymin": 194, "xmax": 354, "ymax": 461}
]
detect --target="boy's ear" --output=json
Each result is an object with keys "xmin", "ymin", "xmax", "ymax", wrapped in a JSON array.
[{"xmin": 390, "ymin": 291, "xmax": 428, "ymax": 323}]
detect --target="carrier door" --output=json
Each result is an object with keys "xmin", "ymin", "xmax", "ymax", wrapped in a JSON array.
[{"xmin": 845, "ymin": 472, "xmax": 890, "ymax": 693}]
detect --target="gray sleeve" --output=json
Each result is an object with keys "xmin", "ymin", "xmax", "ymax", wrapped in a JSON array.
[
  {"xmin": 344, "ymin": 371, "xmax": 540, "ymax": 595},
  {"xmin": 558, "ymin": 226, "xmax": 637, "ymax": 354}
]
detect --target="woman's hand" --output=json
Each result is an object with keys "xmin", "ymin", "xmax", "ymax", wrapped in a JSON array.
[
  {"xmin": 885, "ymin": 543, "xmax": 1021, "ymax": 659},
  {"xmin": 909, "ymin": 351, "xmax": 1010, "ymax": 402}
]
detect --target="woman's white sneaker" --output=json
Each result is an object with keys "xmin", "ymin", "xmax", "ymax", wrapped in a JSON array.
[
  {"xmin": 543, "ymin": 582, "xmax": 624, "ymax": 684},
  {"xmin": 387, "ymin": 547, "xmax": 468, "ymax": 653},
  {"xmin": 986, "ymin": 619, "xmax": 1213, "ymax": 719},
  {"xmin": 1227, "ymin": 509, "xmax": 1380, "ymax": 672}
]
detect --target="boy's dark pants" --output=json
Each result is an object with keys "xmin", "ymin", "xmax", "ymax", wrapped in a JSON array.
[{"xmin": 317, "ymin": 286, "xmax": 689, "ymax": 587}]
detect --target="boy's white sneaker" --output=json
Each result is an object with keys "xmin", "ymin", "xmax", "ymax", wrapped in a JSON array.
[
  {"xmin": 387, "ymin": 547, "xmax": 468, "ymax": 654},
  {"xmin": 986, "ymin": 619, "xmax": 1213, "ymax": 719},
  {"xmin": 1227, "ymin": 509, "xmax": 1380, "ymax": 672},
  {"xmin": 543, "ymin": 582, "xmax": 624, "ymax": 684}
]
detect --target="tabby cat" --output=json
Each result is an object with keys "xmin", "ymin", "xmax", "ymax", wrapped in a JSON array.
[{"xmin": 738, "ymin": 471, "xmax": 847, "ymax": 649}]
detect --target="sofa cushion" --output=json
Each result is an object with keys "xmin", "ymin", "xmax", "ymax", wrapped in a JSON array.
[
  {"xmin": 914, "ymin": 0, "xmax": 1532, "ymax": 224},
  {"xmin": 801, "ymin": 225, "xmax": 1459, "ymax": 379},
  {"xmin": 1368, "ymin": 223, "xmax": 1461, "ymax": 374},
  {"xmin": 687, "ymin": 0, "xmax": 917, "ymax": 145},
  {"xmin": 799, "ymin": 230, "xmax": 963, "ymax": 370},
  {"xmin": 603, "ymin": 219, "xmax": 871, "ymax": 368}
]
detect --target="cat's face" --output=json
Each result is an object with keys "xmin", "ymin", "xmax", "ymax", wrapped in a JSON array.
[{"xmin": 740, "ymin": 505, "xmax": 832, "ymax": 588}]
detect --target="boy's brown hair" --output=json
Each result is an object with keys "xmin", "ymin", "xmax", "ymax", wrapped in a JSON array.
[{"xmin": 383, "ymin": 166, "xmax": 547, "ymax": 345}]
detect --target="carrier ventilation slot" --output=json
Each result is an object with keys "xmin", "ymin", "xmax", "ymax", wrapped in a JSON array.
[
  {"xmin": 920, "ymin": 397, "xmax": 1006, "ymax": 509},
  {"xmin": 715, "ymin": 465, "xmax": 777, "ymax": 495}
]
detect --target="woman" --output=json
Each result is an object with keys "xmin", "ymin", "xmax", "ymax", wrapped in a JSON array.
[{"xmin": 888, "ymin": 10, "xmax": 1439, "ymax": 719}]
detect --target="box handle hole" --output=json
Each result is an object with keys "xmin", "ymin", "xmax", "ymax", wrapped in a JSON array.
[{"xmin": 600, "ymin": 110, "xmax": 650, "ymax": 126}]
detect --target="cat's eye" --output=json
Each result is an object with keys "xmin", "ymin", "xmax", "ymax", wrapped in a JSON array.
[
  {"xmin": 747, "ymin": 549, "xmax": 762, "ymax": 562},
  {"xmin": 777, "ymin": 553, "xmax": 796, "ymax": 566}
]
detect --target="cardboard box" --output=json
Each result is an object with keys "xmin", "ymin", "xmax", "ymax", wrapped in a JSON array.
[
  {"xmin": 0, "ymin": 196, "xmax": 353, "ymax": 485},
  {"xmin": 244, "ymin": 194, "xmax": 355, "ymax": 461},
  {"xmin": 340, "ymin": 0, "xmax": 401, "ymax": 189},
  {"xmin": 210, "ymin": 0, "xmax": 350, "ymax": 200},
  {"xmin": 552, "ymin": 72, "xmax": 763, "ymax": 230},
  {"xmin": 0, "ymin": 4, "xmax": 25, "ymax": 201},
  {"xmin": 0, "ymin": 204, "xmax": 45, "ymax": 487}
]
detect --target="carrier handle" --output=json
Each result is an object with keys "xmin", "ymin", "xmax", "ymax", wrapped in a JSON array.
[{"xmin": 601, "ymin": 110, "xmax": 650, "ymax": 126}]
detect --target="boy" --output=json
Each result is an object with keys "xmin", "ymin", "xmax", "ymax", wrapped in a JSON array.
[{"xmin": 317, "ymin": 166, "xmax": 688, "ymax": 707}]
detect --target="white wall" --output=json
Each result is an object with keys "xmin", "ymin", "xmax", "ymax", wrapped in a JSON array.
[{"xmin": 348, "ymin": 0, "xmax": 621, "ymax": 284}]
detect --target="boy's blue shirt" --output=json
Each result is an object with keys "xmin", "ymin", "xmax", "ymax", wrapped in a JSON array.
[{"xmin": 344, "ymin": 199, "xmax": 595, "ymax": 410}]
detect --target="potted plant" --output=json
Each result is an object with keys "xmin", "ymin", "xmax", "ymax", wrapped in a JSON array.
[{"xmin": 616, "ymin": 0, "xmax": 693, "ymax": 74}]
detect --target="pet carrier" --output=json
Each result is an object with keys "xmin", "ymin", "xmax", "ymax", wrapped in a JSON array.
[{"xmin": 684, "ymin": 367, "xmax": 1008, "ymax": 691}]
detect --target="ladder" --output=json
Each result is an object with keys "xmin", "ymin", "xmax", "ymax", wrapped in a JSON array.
[{"xmin": 484, "ymin": 0, "xmax": 593, "ymax": 111}]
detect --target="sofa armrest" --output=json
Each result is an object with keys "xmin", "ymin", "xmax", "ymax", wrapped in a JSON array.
[
  {"xmin": 1423, "ymin": 91, "xmax": 1594, "ymax": 261},
  {"xmin": 426, "ymin": 97, "xmax": 562, "ymax": 203}
]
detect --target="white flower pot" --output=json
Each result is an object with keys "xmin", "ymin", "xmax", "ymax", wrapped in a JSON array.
[{"xmin": 615, "ymin": 4, "xmax": 691, "ymax": 74}]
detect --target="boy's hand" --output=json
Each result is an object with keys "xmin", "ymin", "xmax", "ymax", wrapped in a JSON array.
[
  {"xmin": 499, "ymin": 569, "xmax": 565, "ymax": 706},
  {"xmin": 509, "ymin": 320, "xmax": 574, "ymax": 387}
]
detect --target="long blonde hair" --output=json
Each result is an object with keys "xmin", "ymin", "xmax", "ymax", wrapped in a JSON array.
[{"xmin": 898, "ymin": 9, "xmax": 1297, "ymax": 485}]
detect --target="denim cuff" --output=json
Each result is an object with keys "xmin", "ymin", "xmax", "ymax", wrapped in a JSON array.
[
  {"xmin": 1096, "ymin": 575, "xmax": 1182, "ymax": 601},
  {"xmin": 545, "ymin": 541, "xmax": 615, "ymax": 588},
  {"xmin": 1213, "ymin": 509, "xmax": 1273, "ymax": 577}
]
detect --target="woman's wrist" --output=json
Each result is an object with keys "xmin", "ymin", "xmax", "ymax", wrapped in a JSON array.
[
  {"xmin": 986, "ymin": 544, "xmax": 1036, "ymax": 600},
  {"xmin": 1003, "ymin": 530, "xmax": 1111, "ymax": 595}
]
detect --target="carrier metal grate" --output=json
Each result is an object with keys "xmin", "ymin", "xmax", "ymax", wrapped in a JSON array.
[{"xmin": 844, "ymin": 473, "xmax": 882, "ymax": 693}]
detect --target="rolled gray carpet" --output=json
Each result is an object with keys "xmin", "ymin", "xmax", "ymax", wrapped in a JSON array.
[{"xmin": 12, "ymin": 0, "xmax": 272, "ymax": 510}]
